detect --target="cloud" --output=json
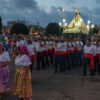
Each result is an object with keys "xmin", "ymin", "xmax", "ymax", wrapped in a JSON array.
[
  {"xmin": 11, "ymin": 0, "xmax": 38, "ymax": 9},
  {"xmin": 0, "ymin": 0, "xmax": 99, "ymax": 27},
  {"xmin": 95, "ymin": 0, "xmax": 100, "ymax": 3},
  {"xmin": 62, "ymin": 0, "xmax": 75, "ymax": 4},
  {"xmin": 94, "ymin": 7, "xmax": 100, "ymax": 15},
  {"xmin": 0, "ymin": 0, "xmax": 41, "ymax": 25}
]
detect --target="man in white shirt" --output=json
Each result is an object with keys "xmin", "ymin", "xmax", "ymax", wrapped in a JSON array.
[
  {"xmin": 54, "ymin": 37, "xmax": 66, "ymax": 73},
  {"xmin": 35, "ymin": 38, "xmax": 45, "ymax": 70},
  {"xmin": 43, "ymin": 38, "xmax": 50, "ymax": 67},
  {"xmin": 83, "ymin": 39, "xmax": 96, "ymax": 79},
  {"xmin": 27, "ymin": 39, "xmax": 35, "ymax": 72},
  {"xmin": 67, "ymin": 38, "xmax": 75, "ymax": 69}
]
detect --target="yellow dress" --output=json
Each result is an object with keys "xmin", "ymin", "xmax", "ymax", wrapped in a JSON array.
[{"xmin": 13, "ymin": 55, "xmax": 32, "ymax": 98}]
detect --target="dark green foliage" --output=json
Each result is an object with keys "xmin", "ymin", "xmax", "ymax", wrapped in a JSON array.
[
  {"xmin": 11, "ymin": 23, "xmax": 29, "ymax": 34},
  {"xmin": 46, "ymin": 23, "xmax": 61, "ymax": 36}
]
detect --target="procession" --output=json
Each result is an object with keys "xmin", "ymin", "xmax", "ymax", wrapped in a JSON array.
[{"xmin": 0, "ymin": 31, "xmax": 100, "ymax": 100}]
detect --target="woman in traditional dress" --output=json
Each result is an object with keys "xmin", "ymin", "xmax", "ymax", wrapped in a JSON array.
[
  {"xmin": 12, "ymin": 44, "xmax": 32, "ymax": 100},
  {"xmin": 0, "ymin": 43, "xmax": 11, "ymax": 98}
]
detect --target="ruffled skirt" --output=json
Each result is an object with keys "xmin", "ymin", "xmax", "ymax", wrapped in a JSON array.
[
  {"xmin": 0, "ymin": 66, "xmax": 11, "ymax": 93},
  {"xmin": 13, "ymin": 67, "xmax": 32, "ymax": 98}
]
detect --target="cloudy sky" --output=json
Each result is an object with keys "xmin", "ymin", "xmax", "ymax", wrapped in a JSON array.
[{"xmin": 0, "ymin": 0, "xmax": 100, "ymax": 26}]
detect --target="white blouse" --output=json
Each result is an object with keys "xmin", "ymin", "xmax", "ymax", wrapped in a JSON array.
[
  {"xmin": 15, "ymin": 55, "xmax": 31, "ymax": 67},
  {"xmin": 0, "ymin": 52, "xmax": 10, "ymax": 62}
]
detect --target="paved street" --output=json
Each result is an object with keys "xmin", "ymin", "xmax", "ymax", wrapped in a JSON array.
[{"xmin": 2, "ymin": 61, "xmax": 100, "ymax": 100}]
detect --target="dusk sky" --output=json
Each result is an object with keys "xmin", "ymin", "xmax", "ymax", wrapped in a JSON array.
[{"xmin": 0, "ymin": 0, "xmax": 100, "ymax": 26}]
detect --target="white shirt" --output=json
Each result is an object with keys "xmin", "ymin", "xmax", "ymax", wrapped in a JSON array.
[
  {"xmin": 32, "ymin": 41, "xmax": 37, "ymax": 47},
  {"xmin": 16, "ymin": 41, "xmax": 20, "ymax": 47},
  {"xmin": 44, "ymin": 42, "xmax": 49, "ymax": 51},
  {"xmin": 5, "ymin": 36, "xmax": 9, "ymax": 44},
  {"xmin": 49, "ymin": 41, "xmax": 53, "ymax": 49},
  {"xmin": 95, "ymin": 45, "xmax": 100, "ymax": 54},
  {"xmin": 15, "ymin": 55, "xmax": 31, "ymax": 67},
  {"xmin": 27, "ymin": 44, "xmax": 35, "ymax": 56},
  {"xmin": 36, "ymin": 42, "xmax": 43, "ymax": 52},
  {"xmin": 0, "ymin": 52, "xmax": 10, "ymax": 62},
  {"xmin": 76, "ymin": 41, "xmax": 83, "ymax": 50},
  {"xmin": 83, "ymin": 45, "xmax": 96, "ymax": 56},
  {"xmin": 18, "ymin": 40, "xmax": 27, "ymax": 46},
  {"xmin": 91, "ymin": 42, "xmax": 96, "ymax": 46},
  {"xmin": 68, "ymin": 42, "xmax": 74, "ymax": 51},
  {"xmin": 46, "ymin": 41, "xmax": 49, "ymax": 50},
  {"xmin": 55, "ymin": 42, "xmax": 64, "ymax": 51},
  {"xmin": 61, "ymin": 42, "xmax": 67, "ymax": 52}
]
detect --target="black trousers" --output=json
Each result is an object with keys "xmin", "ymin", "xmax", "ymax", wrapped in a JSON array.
[
  {"xmin": 36, "ymin": 52, "xmax": 45, "ymax": 69},
  {"xmin": 66, "ymin": 53, "xmax": 70, "ymax": 69},
  {"xmin": 67, "ymin": 53, "xmax": 74, "ymax": 68},
  {"xmin": 54, "ymin": 54, "xmax": 65, "ymax": 73},
  {"xmin": 78, "ymin": 51, "xmax": 82, "ymax": 65},
  {"xmin": 83, "ymin": 57, "xmax": 95, "ymax": 76},
  {"xmin": 43, "ymin": 51, "xmax": 50, "ymax": 67},
  {"xmin": 73, "ymin": 50, "xmax": 79, "ymax": 65},
  {"xmin": 20, "ymin": 98, "xmax": 24, "ymax": 100},
  {"xmin": 94, "ymin": 56, "xmax": 100, "ymax": 74},
  {"xmin": 48, "ymin": 51, "xmax": 53, "ymax": 64}
]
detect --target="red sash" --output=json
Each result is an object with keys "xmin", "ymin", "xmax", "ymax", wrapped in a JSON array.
[
  {"xmin": 78, "ymin": 49, "xmax": 82, "ymax": 52},
  {"xmin": 66, "ymin": 51, "xmax": 69, "ymax": 54},
  {"xmin": 54, "ymin": 51, "xmax": 66, "ymax": 55},
  {"xmin": 68, "ymin": 50, "xmax": 74, "ymax": 53},
  {"xmin": 84, "ymin": 53, "xmax": 94, "ymax": 70},
  {"xmin": 96, "ymin": 54, "xmax": 100, "ymax": 64},
  {"xmin": 74, "ymin": 47, "xmax": 78, "ymax": 50},
  {"xmin": 54, "ymin": 51, "xmax": 66, "ymax": 59}
]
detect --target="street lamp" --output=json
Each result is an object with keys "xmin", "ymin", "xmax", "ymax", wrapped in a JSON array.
[
  {"xmin": 91, "ymin": 24, "xmax": 95, "ymax": 35},
  {"xmin": 59, "ymin": 22, "xmax": 62, "ymax": 26},
  {"xmin": 86, "ymin": 20, "xmax": 95, "ymax": 35},
  {"xmin": 88, "ymin": 20, "xmax": 91, "ymax": 24},
  {"xmin": 62, "ymin": 18, "xmax": 66, "ymax": 23},
  {"xmin": 91, "ymin": 24, "xmax": 95, "ymax": 28},
  {"xmin": 62, "ymin": 8, "xmax": 64, "ymax": 12}
]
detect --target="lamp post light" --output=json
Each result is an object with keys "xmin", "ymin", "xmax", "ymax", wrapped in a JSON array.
[
  {"xmin": 59, "ymin": 20, "xmax": 67, "ymax": 34},
  {"xmin": 57, "ymin": 8, "xmax": 65, "ymax": 21},
  {"xmin": 59, "ymin": 22, "xmax": 62, "ymax": 26},
  {"xmin": 86, "ymin": 20, "xmax": 95, "ymax": 35},
  {"xmin": 62, "ymin": 8, "xmax": 65, "ymax": 12},
  {"xmin": 91, "ymin": 24, "xmax": 95, "ymax": 35},
  {"xmin": 91, "ymin": 24, "xmax": 95, "ymax": 28},
  {"xmin": 88, "ymin": 20, "xmax": 91, "ymax": 24},
  {"xmin": 62, "ymin": 18, "xmax": 66, "ymax": 23}
]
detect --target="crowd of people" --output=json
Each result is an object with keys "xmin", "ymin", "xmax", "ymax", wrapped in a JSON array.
[{"xmin": 0, "ymin": 32, "xmax": 100, "ymax": 100}]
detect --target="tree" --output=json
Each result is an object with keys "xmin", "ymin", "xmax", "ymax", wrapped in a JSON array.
[
  {"xmin": 46, "ymin": 23, "xmax": 61, "ymax": 36},
  {"xmin": 11, "ymin": 23, "xmax": 29, "ymax": 35},
  {"xmin": 0, "ymin": 16, "xmax": 2, "ymax": 34}
]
